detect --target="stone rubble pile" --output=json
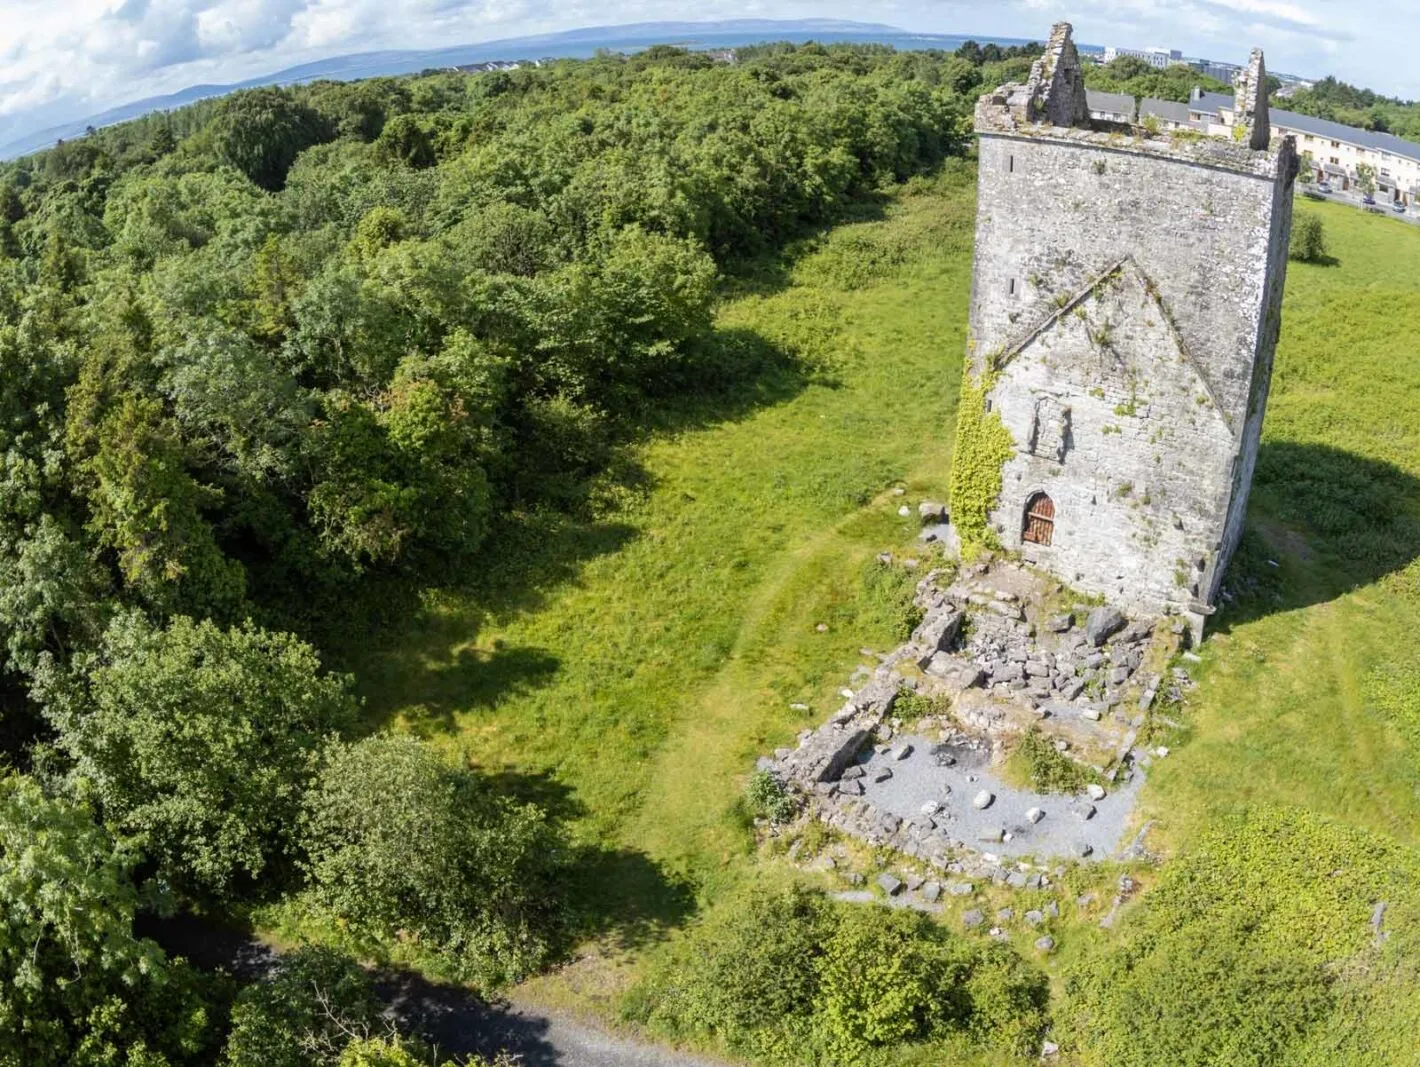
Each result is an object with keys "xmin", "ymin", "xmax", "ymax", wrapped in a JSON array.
[{"xmin": 765, "ymin": 550, "xmax": 1190, "ymax": 877}]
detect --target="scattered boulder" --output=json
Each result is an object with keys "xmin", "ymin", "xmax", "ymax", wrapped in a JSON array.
[
  {"xmin": 1076, "ymin": 842, "xmax": 1094, "ymax": 858},
  {"xmin": 1035, "ymin": 937, "xmax": 1056, "ymax": 954},
  {"xmin": 922, "ymin": 881, "xmax": 942, "ymax": 903},
  {"xmin": 872, "ymin": 767, "xmax": 893, "ymax": 784},
  {"xmin": 948, "ymin": 881, "xmax": 975, "ymax": 896},
  {"xmin": 878, "ymin": 873, "xmax": 904, "ymax": 896},
  {"xmin": 1025, "ymin": 909, "xmax": 1045, "ymax": 926},
  {"xmin": 1046, "ymin": 613, "xmax": 1074, "ymax": 633},
  {"xmin": 1006, "ymin": 871, "xmax": 1028, "ymax": 889},
  {"xmin": 918, "ymin": 501, "xmax": 948, "ymax": 523},
  {"xmin": 1086, "ymin": 606, "xmax": 1127, "ymax": 646},
  {"xmin": 963, "ymin": 908, "xmax": 986, "ymax": 929},
  {"xmin": 973, "ymin": 790, "xmax": 995, "ymax": 810},
  {"xmin": 1026, "ymin": 807, "xmax": 1045, "ymax": 824},
  {"xmin": 892, "ymin": 744, "xmax": 913, "ymax": 761},
  {"xmin": 1086, "ymin": 782, "xmax": 1107, "ymax": 801},
  {"xmin": 898, "ymin": 505, "xmax": 911, "ymax": 517}
]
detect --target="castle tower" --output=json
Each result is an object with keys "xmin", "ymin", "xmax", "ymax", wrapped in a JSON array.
[{"xmin": 953, "ymin": 23, "xmax": 1298, "ymax": 635}]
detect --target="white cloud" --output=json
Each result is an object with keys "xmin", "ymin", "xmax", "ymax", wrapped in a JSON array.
[{"xmin": 0, "ymin": 0, "xmax": 1414, "ymax": 148}]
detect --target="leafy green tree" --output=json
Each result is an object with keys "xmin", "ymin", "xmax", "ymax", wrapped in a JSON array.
[
  {"xmin": 373, "ymin": 115, "xmax": 435, "ymax": 168},
  {"xmin": 74, "ymin": 392, "xmax": 246, "ymax": 619},
  {"xmin": 1357, "ymin": 162, "xmax": 1379, "ymax": 197},
  {"xmin": 209, "ymin": 88, "xmax": 334, "ymax": 191},
  {"xmin": 39, "ymin": 612, "xmax": 356, "ymax": 897},
  {"xmin": 0, "ymin": 775, "xmax": 217, "ymax": 1066},
  {"xmin": 302, "ymin": 734, "xmax": 566, "ymax": 985}
]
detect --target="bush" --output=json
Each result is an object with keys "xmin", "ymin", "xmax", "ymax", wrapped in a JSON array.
[
  {"xmin": 223, "ymin": 947, "xmax": 382, "ymax": 1067},
  {"xmin": 1009, "ymin": 726, "xmax": 1096, "ymax": 793},
  {"xmin": 857, "ymin": 558, "xmax": 924, "ymax": 644},
  {"xmin": 629, "ymin": 886, "xmax": 1048, "ymax": 1063},
  {"xmin": 1290, "ymin": 213, "xmax": 1329, "ymax": 263},
  {"xmin": 301, "ymin": 734, "xmax": 568, "ymax": 986},
  {"xmin": 744, "ymin": 770, "xmax": 798, "ymax": 824},
  {"xmin": 1058, "ymin": 807, "xmax": 1420, "ymax": 1064}
]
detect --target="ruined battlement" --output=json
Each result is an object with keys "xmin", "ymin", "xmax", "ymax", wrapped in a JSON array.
[
  {"xmin": 957, "ymin": 23, "xmax": 1298, "ymax": 633},
  {"xmin": 975, "ymin": 28, "xmax": 1293, "ymax": 181}
]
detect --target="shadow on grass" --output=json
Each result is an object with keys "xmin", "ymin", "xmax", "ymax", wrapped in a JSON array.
[
  {"xmin": 476, "ymin": 770, "xmax": 696, "ymax": 951},
  {"xmin": 1215, "ymin": 440, "xmax": 1420, "ymax": 630}
]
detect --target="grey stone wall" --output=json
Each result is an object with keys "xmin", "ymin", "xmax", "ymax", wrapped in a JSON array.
[{"xmin": 967, "ymin": 128, "xmax": 1295, "ymax": 617}]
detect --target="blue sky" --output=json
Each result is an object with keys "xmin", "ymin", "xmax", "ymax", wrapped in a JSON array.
[{"xmin": 0, "ymin": 0, "xmax": 1402, "ymax": 145}]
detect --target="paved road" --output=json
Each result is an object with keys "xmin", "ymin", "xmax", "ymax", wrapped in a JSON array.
[
  {"xmin": 1302, "ymin": 185, "xmax": 1420, "ymax": 226},
  {"xmin": 144, "ymin": 914, "xmax": 729, "ymax": 1067}
]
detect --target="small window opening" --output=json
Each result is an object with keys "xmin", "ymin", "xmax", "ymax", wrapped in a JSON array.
[{"xmin": 1023, "ymin": 492, "xmax": 1055, "ymax": 546}]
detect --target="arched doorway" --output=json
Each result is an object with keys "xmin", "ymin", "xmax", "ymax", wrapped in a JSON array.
[{"xmin": 1023, "ymin": 492, "xmax": 1055, "ymax": 546}]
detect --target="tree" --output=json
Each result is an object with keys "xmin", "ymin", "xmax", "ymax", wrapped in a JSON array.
[
  {"xmin": 209, "ymin": 88, "xmax": 334, "ymax": 191},
  {"xmin": 301, "ymin": 734, "xmax": 567, "ymax": 985},
  {"xmin": 39, "ymin": 612, "xmax": 356, "ymax": 897},
  {"xmin": 373, "ymin": 115, "xmax": 435, "ymax": 168},
  {"xmin": 0, "ymin": 775, "xmax": 216, "ymax": 1066},
  {"xmin": 1357, "ymin": 162, "xmax": 1378, "ymax": 197}
]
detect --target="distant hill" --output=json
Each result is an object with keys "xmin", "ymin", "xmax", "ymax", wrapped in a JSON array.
[{"xmin": 0, "ymin": 19, "xmax": 1057, "ymax": 160}]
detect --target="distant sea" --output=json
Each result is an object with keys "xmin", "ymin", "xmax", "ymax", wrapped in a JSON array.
[{"xmin": 1, "ymin": 19, "xmax": 1096, "ymax": 160}]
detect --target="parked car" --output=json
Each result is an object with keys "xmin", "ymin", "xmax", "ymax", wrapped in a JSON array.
[
  {"xmin": 1317, "ymin": 181, "xmax": 1333, "ymax": 193},
  {"xmin": 1394, "ymin": 202, "xmax": 1408, "ymax": 214},
  {"xmin": 1362, "ymin": 194, "xmax": 1377, "ymax": 205}
]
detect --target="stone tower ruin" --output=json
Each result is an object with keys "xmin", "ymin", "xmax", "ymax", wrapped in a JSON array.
[{"xmin": 955, "ymin": 24, "xmax": 1297, "ymax": 635}]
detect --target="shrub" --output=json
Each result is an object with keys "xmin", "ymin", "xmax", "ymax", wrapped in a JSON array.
[
  {"xmin": 744, "ymin": 770, "xmax": 798, "ymax": 824},
  {"xmin": 628, "ymin": 886, "xmax": 1048, "ymax": 1063},
  {"xmin": 1058, "ymin": 807, "xmax": 1420, "ymax": 1064},
  {"xmin": 1009, "ymin": 726, "xmax": 1096, "ymax": 793},
  {"xmin": 857, "ymin": 557, "xmax": 924, "ymax": 643},
  {"xmin": 1290, "ymin": 213, "xmax": 1328, "ymax": 263},
  {"xmin": 301, "ymin": 734, "xmax": 568, "ymax": 986},
  {"xmin": 223, "ymin": 947, "xmax": 382, "ymax": 1067}
]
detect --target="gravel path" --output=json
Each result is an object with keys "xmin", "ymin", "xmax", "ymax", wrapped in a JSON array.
[{"xmin": 859, "ymin": 734, "xmax": 1144, "ymax": 860}]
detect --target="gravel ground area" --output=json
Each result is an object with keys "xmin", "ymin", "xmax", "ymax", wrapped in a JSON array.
[{"xmin": 857, "ymin": 734, "xmax": 1144, "ymax": 860}]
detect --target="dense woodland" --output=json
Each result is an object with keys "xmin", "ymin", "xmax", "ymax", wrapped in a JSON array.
[{"xmin": 0, "ymin": 41, "xmax": 1049, "ymax": 1065}]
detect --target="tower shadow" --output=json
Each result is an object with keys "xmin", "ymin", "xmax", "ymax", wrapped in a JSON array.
[{"xmin": 1214, "ymin": 440, "xmax": 1420, "ymax": 629}]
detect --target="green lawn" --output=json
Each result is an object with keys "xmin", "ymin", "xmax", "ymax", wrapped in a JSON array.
[{"xmin": 358, "ymin": 183, "xmax": 1420, "ymax": 1056}]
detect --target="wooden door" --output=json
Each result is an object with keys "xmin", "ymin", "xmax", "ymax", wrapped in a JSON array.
[{"xmin": 1023, "ymin": 493, "xmax": 1055, "ymax": 546}]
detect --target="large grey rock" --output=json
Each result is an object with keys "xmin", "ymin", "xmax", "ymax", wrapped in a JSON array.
[
  {"xmin": 992, "ymin": 662, "xmax": 1024, "ymax": 684},
  {"xmin": 913, "ymin": 609, "xmax": 963, "ymax": 654},
  {"xmin": 1086, "ymin": 606, "xmax": 1127, "ymax": 647},
  {"xmin": 877, "ymin": 873, "xmax": 904, "ymax": 896},
  {"xmin": 948, "ymin": 881, "xmax": 975, "ymax": 896},
  {"xmin": 921, "ymin": 881, "xmax": 942, "ymax": 903},
  {"xmin": 918, "ymin": 501, "xmax": 948, "ymax": 523},
  {"xmin": 781, "ymin": 722, "xmax": 870, "ymax": 784},
  {"xmin": 973, "ymin": 790, "xmax": 995, "ymax": 810},
  {"xmin": 1086, "ymin": 782, "xmax": 1107, "ymax": 801},
  {"xmin": 1035, "ymin": 936, "xmax": 1056, "ymax": 954},
  {"xmin": 1046, "ymin": 613, "xmax": 1074, "ymax": 633},
  {"xmin": 962, "ymin": 908, "xmax": 986, "ymax": 929}
]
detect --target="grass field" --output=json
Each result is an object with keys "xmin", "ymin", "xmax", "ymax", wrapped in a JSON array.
[{"xmin": 355, "ymin": 183, "xmax": 1420, "ymax": 1060}]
